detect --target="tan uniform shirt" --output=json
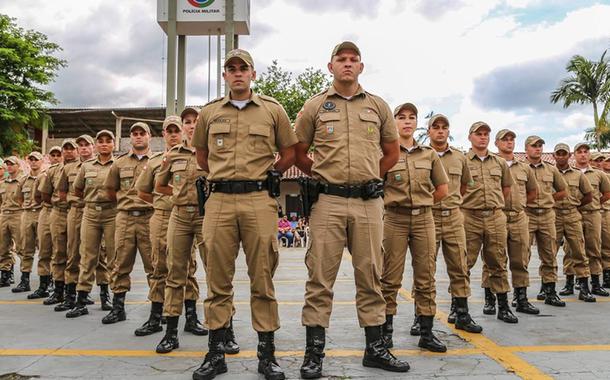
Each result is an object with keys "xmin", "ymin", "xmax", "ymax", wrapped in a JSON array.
[
  {"xmin": 504, "ymin": 160, "xmax": 538, "ymax": 212},
  {"xmin": 384, "ymin": 143, "xmax": 448, "ymax": 208},
  {"xmin": 40, "ymin": 162, "xmax": 73, "ymax": 209},
  {"xmin": 294, "ymin": 85, "xmax": 397, "ymax": 184},
  {"xmin": 104, "ymin": 150, "xmax": 153, "ymax": 211},
  {"xmin": 604, "ymin": 172, "xmax": 610, "ymax": 211},
  {"xmin": 34, "ymin": 173, "xmax": 51, "ymax": 208},
  {"xmin": 58, "ymin": 160, "xmax": 87, "ymax": 208},
  {"xmin": 526, "ymin": 161, "xmax": 566, "ymax": 209},
  {"xmin": 18, "ymin": 174, "xmax": 42, "ymax": 210},
  {"xmin": 193, "ymin": 92, "xmax": 298, "ymax": 181},
  {"xmin": 134, "ymin": 152, "xmax": 173, "ymax": 211},
  {"xmin": 556, "ymin": 166, "xmax": 592, "ymax": 209},
  {"xmin": 156, "ymin": 145, "xmax": 206, "ymax": 206},
  {"xmin": 0, "ymin": 176, "xmax": 23, "ymax": 211},
  {"xmin": 462, "ymin": 151, "xmax": 513, "ymax": 210},
  {"xmin": 434, "ymin": 146, "xmax": 471, "ymax": 210},
  {"xmin": 579, "ymin": 166, "xmax": 610, "ymax": 211},
  {"xmin": 73, "ymin": 156, "xmax": 115, "ymax": 204}
]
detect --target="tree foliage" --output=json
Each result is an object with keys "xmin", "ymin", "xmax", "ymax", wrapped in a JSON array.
[
  {"xmin": 252, "ymin": 60, "xmax": 331, "ymax": 121},
  {"xmin": 0, "ymin": 14, "xmax": 66, "ymax": 156}
]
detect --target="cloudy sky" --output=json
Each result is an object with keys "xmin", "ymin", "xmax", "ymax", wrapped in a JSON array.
[{"xmin": 1, "ymin": 0, "xmax": 609, "ymax": 150}]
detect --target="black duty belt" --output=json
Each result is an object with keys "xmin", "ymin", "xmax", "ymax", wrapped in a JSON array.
[
  {"xmin": 210, "ymin": 180, "xmax": 268, "ymax": 194},
  {"xmin": 319, "ymin": 183, "xmax": 367, "ymax": 198}
]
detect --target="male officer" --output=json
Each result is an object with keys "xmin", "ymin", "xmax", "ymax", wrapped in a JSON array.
[
  {"xmin": 294, "ymin": 42, "xmax": 409, "ymax": 378},
  {"xmin": 192, "ymin": 48, "xmax": 298, "ymax": 380},
  {"xmin": 381, "ymin": 103, "xmax": 452, "ymax": 353},
  {"xmin": 553, "ymin": 143, "xmax": 596, "ymax": 301},
  {"xmin": 0, "ymin": 157, "xmax": 24, "ymax": 287},
  {"xmin": 12, "ymin": 152, "xmax": 44, "ymax": 292},
  {"xmin": 102, "ymin": 122, "xmax": 154, "ymax": 324},
  {"xmin": 427, "ymin": 113, "xmax": 482, "ymax": 332},
  {"xmin": 492, "ymin": 129, "xmax": 539, "ymax": 314},
  {"xmin": 573, "ymin": 143, "xmax": 610, "ymax": 296},
  {"xmin": 524, "ymin": 136, "xmax": 567, "ymax": 306},
  {"xmin": 181, "ymin": 106, "xmax": 199, "ymax": 145},
  {"xmin": 462, "ymin": 122, "xmax": 517, "ymax": 323},
  {"xmin": 601, "ymin": 155, "xmax": 610, "ymax": 287}
]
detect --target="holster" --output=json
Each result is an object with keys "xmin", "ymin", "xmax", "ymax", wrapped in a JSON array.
[
  {"xmin": 298, "ymin": 177, "xmax": 320, "ymax": 217},
  {"xmin": 266, "ymin": 170, "xmax": 282, "ymax": 198},
  {"xmin": 195, "ymin": 176, "xmax": 209, "ymax": 216}
]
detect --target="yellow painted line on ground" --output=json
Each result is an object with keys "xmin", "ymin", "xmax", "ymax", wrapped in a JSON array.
[{"xmin": 508, "ymin": 345, "xmax": 610, "ymax": 353}]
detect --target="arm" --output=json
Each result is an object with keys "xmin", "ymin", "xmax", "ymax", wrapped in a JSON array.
[
  {"xmin": 294, "ymin": 142, "xmax": 313, "ymax": 176},
  {"xmin": 601, "ymin": 191, "xmax": 610, "ymax": 204},
  {"xmin": 433, "ymin": 183, "xmax": 448, "ymax": 203},
  {"xmin": 41, "ymin": 192, "xmax": 52, "ymax": 204},
  {"xmin": 195, "ymin": 148, "xmax": 209, "ymax": 173},
  {"xmin": 502, "ymin": 186, "xmax": 511, "ymax": 201},
  {"xmin": 104, "ymin": 164, "xmax": 119, "ymax": 203},
  {"xmin": 580, "ymin": 192, "xmax": 593, "ymax": 207},
  {"xmin": 154, "ymin": 156, "xmax": 173, "ymax": 196},
  {"xmin": 274, "ymin": 144, "xmax": 296, "ymax": 174},
  {"xmin": 526, "ymin": 188, "xmax": 538, "ymax": 204},
  {"xmin": 553, "ymin": 190, "xmax": 567, "ymax": 201},
  {"xmin": 379, "ymin": 140, "xmax": 400, "ymax": 178},
  {"xmin": 137, "ymin": 190, "xmax": 154, "ymax": 204}
]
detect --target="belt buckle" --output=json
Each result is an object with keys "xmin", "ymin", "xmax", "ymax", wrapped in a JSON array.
[
  {"xmin": 441, "ymin": 210, "xmax": 451, "ymax": 217},
  {"xmin": 95, "ymin": 205, "xmax": 102, "ymax": 211},
  {"xmin": 411, "ymin": 208, "xmax": 421, "ymax": 216},
  {"xmin": 232, "ymin": 182, "xmax": 245, "ymax": 193},
  {"xmin": 481, "ymin": 210, "xmax": 492, "ymax": 217},
  {"xmin": 131, "ymin": 210, "xmax": 141, "ymax": 217},
  {"xmin": 185, "ymin": 206, "xmax": 196, "ymax": 213}
]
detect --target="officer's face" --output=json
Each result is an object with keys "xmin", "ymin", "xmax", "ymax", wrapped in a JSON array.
[
  {"xmin": 96, "ymin": 136, "xmax": 114, "ymax": 155},
  {"xmin": 495, "ymin": 135, "xmax": 515, "ymax": 154},
  {"xmin": 163, "ymin": 125, "xmax": 182, "ymax": 148},
  {"xmin": 62, "ymin": 146, "xmax": 77, "ymax": 161},
  {"xmin": 5, "ymin": 162, "xmax": 18, "ymax": 175},
  {"xmin": 468, "ymin": 129, "xmax": 490, "ymax": 150},
  {"xmin": 131, "ymin": 128, "xmax": 150, "ymax": 150},
  {"xmin": 223, "ymin": 59, "xmax": 256, "ymax": 93},
  {"xmin": 428, "ymin": 120, "xmax": 449, "ymax": 145},
  {"xmin": 593, "ymin": 158, "xmax": 604, "ymax": 168},
  {"xmin": 27, "ymin": 157, "xmax": 42, "ymax": 171},
  {"xmin": 48, "ymin": 151, "xmax": 62, "ymax": 164},
  {"xmin": 553, "ymin": 150, "xmax": 570, "ymax": 166},
  {"xmin": 526, "ymin": 142, "xmax": 543, "ymax": 159},
  {"xmin": 574, "ymin": 147, "xmax": 590, "ymax": 165},
  {"xmin": 182, "ymin": 114, "xmax": 197, "ymax": 140},
  {"xmin": 77, "ymin": 141, "xmax": 94, "ymax": 160},
  {"xmin": 603, "ymin": 160, "xmax": 610, "ymax": 171},
  {"xmin": 395, "ymin": 110, "xmax": 417, "ymax": 139},
  {"xmin": 328, "ymin": 50, "xmax": 363, "ymax": 84}
]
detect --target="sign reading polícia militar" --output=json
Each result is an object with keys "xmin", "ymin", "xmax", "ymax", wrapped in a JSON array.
[{"xmin": 157, "ymin": 0, "xmax": 251, "ymax": 36}]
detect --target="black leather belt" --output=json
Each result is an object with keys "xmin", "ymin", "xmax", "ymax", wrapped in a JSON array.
[
  {"xmin": 320, "ymin": 183, "xmax": 366, "ymax": 198},
  {"xmin": 210, "ymin": 180, "xmax": 267, "ymax": 194}
]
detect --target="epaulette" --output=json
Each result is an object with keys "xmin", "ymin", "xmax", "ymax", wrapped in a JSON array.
[
  {"xmin": 84, "ymin": 157, "xmax": 96, "ymax": 162},
  {"xmin": 258, "ymin": 94, "xmax": 280, "ymax": 105},
  {"xmin": 49, "ymin": 162, "xmax": 61, "ymax": 168},
  {"xmin": 202, "ymin": 96, "xmax": 224, "ymax": 108},
  {"xmin": 543, "ymin": 160, "xmax": 554, "ymax": 165},
  {"xmin": 114, "ymin": 152, "xmax": 128, "ymax": 159},
  {"xmin": 150, "ymin": 151, "xmax": 164, "ymax": 158},
  {"xmin": 309, "ymin": 89, "xmax": 329, "ymax": 101},
  {"xmin": 419, "ymin": 144, "xmax": 432, "ymax": 150}
]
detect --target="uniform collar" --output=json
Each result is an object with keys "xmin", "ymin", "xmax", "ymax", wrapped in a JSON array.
[
  {"xmin": 327, "ymin": 84, "xmax": 365, "ymax": 99},
  {"xmin": 400, "ymin": 140, "xmax": 421, "ymax": 153},
  {"xmin": 558, "ymin": 165, "xmax": 575, "ymax": 173},
  {"xmin": 467, "ymin": 149, "xmax": 490, "ymax": 161},
  {"xmin": 528, "ymin": 160, "xmax": 544, "ymax": 168},
  {"xmin": 220, "ymin": 91, "xmax": 262, "ymax": 107},
  {"xmin": 94, "ymin": 154, "xmax": 114, "ymax": 165},
  {"xmin": 128, "ymin": 149, "xmax": 152, "ymax": 159},
  {"xmin": 172, "ymin": 143, "xmax": 196, "ymax": 154}
]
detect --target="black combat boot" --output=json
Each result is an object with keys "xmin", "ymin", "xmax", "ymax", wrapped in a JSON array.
[
  {"xmin": 256, "ymin": 331, "xmax": 285, "ymax": 380},
  {"xmin": 559, "ymin": 275, "xmax": 575, "ymax": 296},
  {"xmin": 184, "ymin": 299, "xmax": 208, "ymax": 336},
  {"xmin": 156, "ymin": 316, "xmax": 179, "ymax": 353},
  {"xmin": 591, "ymin": 275, "xmax": 609, "ymax": 296},
  {"xmin": 418, "ymin": 316, "xmax": 447, "ymax": 352},
  {"xmin": 543, "ymin": 283, "xmax": 566, "ymax": 306},
  {"xmin": 85, "ymin": 294, "xmax": 95, "ymax": 305},
  {"xmin": 11, "ymin": 272, "xmax": 31, "ymax": 293},
  {"xmin": 409, "ymin": 315, "xmax": 420, "ymax": 336},
  {"xmin": 483, "ymin": 288, "xmax": 496, "ymax": 315},
  {"xmin": 0, "ymin": 270, "xmax": 11, "ymax": 287},
  {"xmin": 135, "ymin": 302, "xmax": 163, "ymax": 336},
  {"xmin": 193, "ymin": 328, "xmax": 227, "ymax": 380},
  {"xmin": 55, "ymin": 283, "xmax": 76, "ymax": 311},
  {"xmin": 66, "ymin": 291, "xmax": 90, "ymax": 318},
  {"xmin": 99, "ymin": 284, "xmax": 112, "ymax": 310},
  {"xmin": 300, "ymin": 326, "xmax": 325, "ymax": 379},
  {"xmin": 447, "ymin": 297, "xmax": 457, "ymax": 323},
  {"xmin": 43, "ymin": 280, "xmax": 64, "ymax": 305},
  {"xmin": 454, "ymin": 297, "xmax": 483, "ymax": 333},
  {"xmin": 577, "ymin": 277, "xmax": 596, "ymax": 302},
  {"xmin": 497, "ymin": 292, "xmax": 518, "ymax": 323},
  {"xmin": 514, "ymin": 287, "xmax": 540, "ymax": 315},
  {"xmin": 102, "ymin": 292, "xmax": 126, "ymax": 324},
  {"xmin": 27, "ymin": 275, "xmax": 51, "ymax": 299},
  {"xmin": 382, "ymin": 315, "xmax": 394, "ymax": 348},
  {"xmin": 536, "ymin": 284, "xmax": 546, "ymax": 300},
  {"xmin": 603, "ymin": 270, "xmax": 610, "ymax": 288},
  {"xmin": 223, "ymin": 317, "xmax": 240, "ymax": 354},
  {"xmin": 362, "ymin": 325, "xmax": 410, "ymax": 372}
]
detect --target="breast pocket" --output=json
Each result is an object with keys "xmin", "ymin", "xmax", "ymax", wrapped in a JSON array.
[
  {"xmin": 249, "ymin": 124, "xmax": 272, "ymax": 154},
  {"xmin": 387, "ymin": 161, "xmax": 407, "ymax": 184},
  {"xmin": 171, "ymin": 160, "xmax": 188, "ymax": 185},
  {"xmin": 489, "ymin": 168, "xmax": 502, "ymax": 185},
  {"xmin": 209, "ymin": 123, "xmax": 233, "ymax": 152},
  {"xmin": 119, "ymin": 168, "xmax": 134, "ymax": 190},
  {"xmin": 84, "ymin": 171, "xmax": 98, "ymax": 187},
  {"xmin": 317, "ymin": 112, "xmax": 341, "ymax": 141},
  {"xmin": 568, "ymin": 179, "xmax": 581, "ymax": 198},
  {"xmin": 359, "ymin": 111, "xmax": 381, "ymax": 142},
  {"xmin": 542, "ymin": 174, "xmax": 554, "ymax": 192}
]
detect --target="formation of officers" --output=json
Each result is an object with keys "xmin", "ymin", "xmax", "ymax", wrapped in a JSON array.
[{"xmin": 2, "ymin": 41, "xmax": 610, "ymax": 380}]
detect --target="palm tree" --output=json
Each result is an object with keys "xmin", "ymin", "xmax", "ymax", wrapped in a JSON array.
[{"xmin": 551, "ymin": 50, "xmax": 610, "ymax": 149}]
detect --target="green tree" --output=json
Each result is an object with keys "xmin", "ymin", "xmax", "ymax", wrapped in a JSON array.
[
  {"xmin": 253, "ymin": 60, "xmax": 331, "ymax": 121},
  {"xmin": 0, "ymin": 14, "xmax": 66, "ymax": 156},
  {"xmin": 551, "ymin": 50, "xmax": 610, "ymax": 149}
]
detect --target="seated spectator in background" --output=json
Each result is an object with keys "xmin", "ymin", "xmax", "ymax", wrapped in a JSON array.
[
  {"xmin": 278, "ymin": 215, "xmax": 294, "ymax": 247},
  {"xmin": 294, "ymin": 218, "xmax": 307, "ymax": 247},
  {"xmin": 289, "ymin": 215, "xmax": 298, "ymax": 229}
]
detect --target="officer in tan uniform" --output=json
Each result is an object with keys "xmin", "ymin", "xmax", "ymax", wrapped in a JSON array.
[
  {"xmin": 294, "ymin": 42, "xmax": 409, "ymax": 378},
  {"xmin": 65, "ymin": 130, "xmax": 116, "ymax": 318},
  {"xmin": 462, "ymin": 122, "xmax": 517, "ymax": 323},
  {"xmin": 28, "ymin": 146, "xmax": 63, "ymax": 298},
  {"xmin": 381, "ymin": 103, "xmax": 452, "ymax": 353},
  {"xmin": 192, "ymin": 48, "xmax": 298, "ymax": 380},
  {"xmin": 601, "ymin": 155, "xmax": 610, "ymax": 288},
  {"xmin": 12, "ymin": 152, "xmax": 44, "ymax": 293},
  {"xmin": 492, "ymin": 129, "xmax": 540, "ymax": 314},
  {"xmin": 572, "ymin": 143, "xmax": 610, "ymax": 296},
  {"xmin": 181, "ymin": 106, "xmax": 199, "ymax": 145},
  {"xmin": 524, "ymin": 136, "xmax": 568, "ymax": 306},
  {"xmin": 40, "ymin": 139, "xmax": 78, "ymax": 306},
  {"xmin": 552, "ymin": 143, "xmax": 596, "ymax": 302},
  {"xmin": 427, "ymin": 113, "xmax": 482, "ymax": 332},
  {"xmin": 0, "ymin": 157, "xmax": 24, "ymax": 287}
]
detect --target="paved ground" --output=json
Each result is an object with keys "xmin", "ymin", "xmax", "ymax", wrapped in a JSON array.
[{"xmin": 1, "ymin": 245, "xmax": 609, "ymax": 380}]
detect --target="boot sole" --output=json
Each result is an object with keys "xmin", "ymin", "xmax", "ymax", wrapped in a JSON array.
[
  {"xmin": 515, "ymin": 308, "xmax": 540, "ymax": 315},
  {"xmin": 66, "ymin": 309, "xmax": 89, "ymax": 318},
  {"xmin": 455, "ymin": 324, "xmax": 483, "ymax": 334},
  {"xmin": 156, "ymin": 342, "xmax": 179, "ymax": 354},
  {"xmin": 498, "ymin": 317, "xmax": 519, "ymax": 324},
  {"xmin": 257, "ymin": 368, "xmax": 285, "ymax": 380},
  {"xmin": 192, "ymin": 364, "xmax": 228, "ymax": 380},
  {"xmin": 544, "ymin": 301, "xmax": 566, "ymax": 307},
  {"xmin": 300, "ymin": 370, "xmax": 322, "ymax": 379},
  {"xmin": 579, "ymin": 296, "xmax": 596, "ymax": 302},
  {"xmin": 12, "ymin": 288, "xmax": 30, "ymax": 293},
  {"xmin": 362, "ymin": 357, "xmax": 410, "ymax": 372},
  {"xmin": 135, "ymin": 325, "xmax": 163, "ymax": 336},
  {"xmin": 223, "ymin": 346, "xmax": 240, "ymax": 355},
  {"xmin": 482, "ymin": 309, "xmax": 496, "ymax": 315},
  {"xmin": 184, "ymin": 327, "xmax": 209, "ymax": 336},
  {"xmin": 102, "ymin": 314, "xmax": 127, "ymax": 324},
  {"xmin": 27, "ymin": 293, "xmax": 49, "ymax": 299}
]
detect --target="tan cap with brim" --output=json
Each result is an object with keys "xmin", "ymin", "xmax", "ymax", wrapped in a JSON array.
[
  {"xmin": 591, "ymin": 152, "xmax": 604, "ymax": 161},
  {"xmin": 130, "ymin": 122, "xmax": 151, "ymax": 135},
  {"xmin": 525, "ymin": 135, "xmax": 545, "ymax": 147},
  {"xmin": 163, "ymin": 115, "xmax": 183, "ymax": 130},
  {"xmin": 427, "ymin": 114, "xmax": 449, "ymax": 129},
  {"xmin": 75, "ymin": 134, "xmax": 94, "ymax": 145},
  {"xmin": 4, "ymin": 156, "xmax": 19, "ymax": 165},
  {"xmin": 224, "ymin": 49, "xmax": 254, "ymax": 68},
  {"xmin": 331, "ymin": 41, "xmax": 361, "ymax": 60},
  {"xmin": 48, "ymin": 146, "xmax": 62, "ymax": 154},
  {"xmin": 495, "ymin": 129, "xmax": 516, "ymax": 140},
  {"xmin": 27, "ymin": 151, "xmax": 44, "ymax": 160},
  {"xmin": 393, "ymin": 102, "xmax": 418, "ymax": 117},
  {"xmin": 469, "ymin": 121, "xmax": 491, "ymax": 134},
  {"xmin": 553, "ymin": 143, "xmax": 570, "ymax": 153},
  {"xmin": 62, "ymin": 139, "xmax": 77, "ymax": 149},
  {"xmin": 574, "ymin": 142, "xmax": 590, "ymax": 152},
  {"xmin": 96, "ymin": 129, "xmax": 115, "ymax": 140}
]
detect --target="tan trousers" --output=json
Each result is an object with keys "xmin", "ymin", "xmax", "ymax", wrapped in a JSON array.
[
  {"xmin": 433, "ymin": 209, "xmax": 471, "ymax": 298},
  {"xmin": 111, "ymin": 210, "xmax": 153, "ymax": 293},
  {"xmin": 302, "ymin": 194, "xmax": 385, "ymax": 329},
  {"xmin": 526, "ymin": 209, "xmax": 558, "ymax": 283},
  {"xmin": 149, "ymin": 209, "xmax": 200, "ymax": 304},
  {"xmin": 601, "ymin": 210, "xmax": 610, "ymax": 270},
  {"xmin": 464, "ymin": 209, "xmax": 510, "ymax": 294},
  {"xmin": 382, "ymin": 207, "xmax": 437, "ymax": 317},
  {"xmin": 20, "ymin": 209, "xmax": 40, "ymax": 273},
  {"xmin": 204, "ymin": 191, "xmax": 281, "ymax": 332},
  {"xmin": 581, "ymin": 211, "xmax": 603, "ymax": 275},
  {"xmin": 555, "ymin": 208, "xmax": 590, "ymax": 278},
  {"xmin": 50, "ymin": 208, "xmax": 68, "ymax": 281},
  {"xmin": 77, "ymin": 206, "xmax": 115, "ymax": 292},
  {"xmin": 0, "ymin": 211, "xmax": 22, "ymax": 271},
  {"xmin": 36, "ymin": 207, "xmax": 53, "ymax": 276}
]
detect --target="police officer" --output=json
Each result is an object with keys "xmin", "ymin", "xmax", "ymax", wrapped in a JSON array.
[
  {"xmin": 65, "ymin": 130, "xmax": 116, "ymax": 318},
  {"xmin": 28, "ymin": 147, "xmax": 63, "ymax": 298},
  {"xmin": 12, "ymin": 152, "xmax": 44, "ymax": 293},
  {"xmin": 192, "ymin": 48, "xmax": 298, "ymax": 380},
  {"xmin": 552, "ymin": 143, "xmax": 596, "ymax": 301},
  {"xmin": 601, "ymin": 155, "xmax": 610, "ymax": 288},
  {"xmin": 524, "ymin": 136, "xmax": 567, "ymax": 306},
  {"xmin": 427, "ymin": 114, "xmax": 482, "ymax": 332},
  {"xmin": 493, "ymin": 129, "xmax": 540, "ymax": 314},
  {"xmin": 462, "ymin": 122, "xmax": 517, "ymax": 323},
  {"xmin": 0, "ymin": 157, "xmax": 24, "ymax": 287},
  {"xmin": 294, "ymin": 42, "xmax": 409, "ymax": 377},
  {"xmin": 181, "ymin": 106, "xmax": 199, "ymax": 145},
  {"xmin": 381, "ymin": 103, "xmax": 451, "ymax": 353},
  {"xmin": 572, "ymin": 143, "xmax": 610, "ymax": 296}
]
